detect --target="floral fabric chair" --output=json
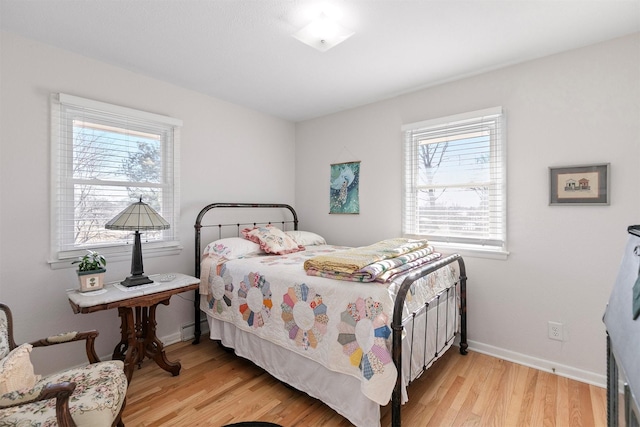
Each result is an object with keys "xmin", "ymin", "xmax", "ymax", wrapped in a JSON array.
[{"xmin": 0, "ymin": 303, "xmax": 127, "ymax": 426}]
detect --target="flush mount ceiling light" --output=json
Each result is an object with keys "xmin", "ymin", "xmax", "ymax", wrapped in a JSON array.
[{"xmin": 292, "ymin": 11, "xmax": 354, "ymax": 52}]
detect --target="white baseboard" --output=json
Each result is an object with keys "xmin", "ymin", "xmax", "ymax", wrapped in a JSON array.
[
  {"xmin": 468, "ymin": 340, "xmax": 606, "ymax": 388},
  {"xmin": 176, "ymin": 319, "xmax": 210, "ymax": 343},
  {"xmin": 163, "ymin": 331, "xmax": 184, "ymax": 346}
]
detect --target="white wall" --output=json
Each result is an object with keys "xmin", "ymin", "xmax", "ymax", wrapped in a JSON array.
[
  {"xmin": 0, "ymin": 31, "xmax": 295, "ymax": 373},
  {"xmin": 295, "ymin": 33, "xmax": 640, "ymax": 385}
]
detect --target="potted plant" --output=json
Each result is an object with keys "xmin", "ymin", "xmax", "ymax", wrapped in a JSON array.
[{"xmin": 73, "ymin": 250, "xmax": 107, "ymax": 292}]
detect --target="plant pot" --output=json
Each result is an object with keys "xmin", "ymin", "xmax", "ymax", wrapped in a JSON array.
[{"xmin": 77, "ymin": 268, "xmax": 106, "ymax": 292}]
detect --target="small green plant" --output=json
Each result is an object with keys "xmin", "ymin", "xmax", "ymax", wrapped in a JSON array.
[{"xmin": 72, "ymin": 250, "xmax": 107, "ymax": 272}]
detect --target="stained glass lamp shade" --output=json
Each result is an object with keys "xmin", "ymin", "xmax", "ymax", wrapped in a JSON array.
[{"xmin": 105, "ymin": 198, "xmax": 170, "ymax": 287}]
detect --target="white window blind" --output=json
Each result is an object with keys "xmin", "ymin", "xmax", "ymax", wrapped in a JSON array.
[
  {"xmin": 50, "ymin": 93, "xmax": 182, "ymax": 265},
  {"xmin": 402, "ymin": 107, "xmax": 506, "ymax": 254}
]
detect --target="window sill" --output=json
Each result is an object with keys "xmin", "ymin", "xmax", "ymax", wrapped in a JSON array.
[
  {"xmin": 49, "ymin": 242, "xmax": 183, "ymax": 270},
  {"xmin": 423, "ymin": 241, "xmax": 509, "ymax": 261}
]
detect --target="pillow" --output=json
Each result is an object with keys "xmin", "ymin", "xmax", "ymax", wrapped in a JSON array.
[
  {"xmin": 203, "ymin": 237, "xmax": 261, "ymax": 259},
  {"xmin": 0, "ymin": 344, "xmax": 40, "ymax": 394},
  {"xmin": 285, "ymin": 230, "xmax": 326, "ymax": 246},
  {"xmin": 242, "ymin": 225, "xmax": 305, "ymax": 255}
]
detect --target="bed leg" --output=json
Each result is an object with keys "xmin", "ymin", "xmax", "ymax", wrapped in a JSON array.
[
  {"xmin": 458, "ymin": 258, "xmax": 468, "ymax": 355},
  {"xmin": 391, "ymin": 321, "xmax": 403, "ymax": 427},
  {"xmin": 194, "ymin": 222, "xmax": 202, "ymax": 345},
  {"xmin": 192, "ymin": 290, "xmax": 201, "ymax": 345}
]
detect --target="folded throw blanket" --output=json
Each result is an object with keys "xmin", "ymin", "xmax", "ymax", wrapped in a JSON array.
[
  {"xmin": 303, "ymin": 238, "xmax": 430, "ymax": 275},
  {"xmin": 306, "ymin": 247, "xmax": 442, "ymax": 283}
]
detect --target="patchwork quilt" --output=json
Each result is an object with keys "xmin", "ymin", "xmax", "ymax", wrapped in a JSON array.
[{"xmin": 199, "ymin": 245, "xmax": 455, "ymax": 406}]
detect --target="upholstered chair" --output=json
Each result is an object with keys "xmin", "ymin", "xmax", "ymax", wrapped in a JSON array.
[{"xmin": 0, "ymin": 302, "xmax": 128, "ymax": 426}]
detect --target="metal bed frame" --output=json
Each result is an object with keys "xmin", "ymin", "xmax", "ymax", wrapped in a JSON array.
[{"xmin": 193, "ymin": 203, "xmax": 467, "ymax": 427}]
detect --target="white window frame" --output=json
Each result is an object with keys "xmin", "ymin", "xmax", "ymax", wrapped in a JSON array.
[
  {"xmin": 49, "ymin": 93, "xmax": 182, "ymax": 269},
  {"xmin": 402, "ymin": 107, "xmax": 508, "ymax": 259}
]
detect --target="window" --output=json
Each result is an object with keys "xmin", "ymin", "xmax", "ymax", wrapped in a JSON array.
[
  {"xmin": 50, "ymin": 93, "xmax": 182, "ymax": 266},
  {"xmin": 402, "ymin": 107, "xmax": 506, "ymax": 256}
]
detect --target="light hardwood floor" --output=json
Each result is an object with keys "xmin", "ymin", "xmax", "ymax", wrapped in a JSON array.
[{"xmin": 123, "ymin": 339, "xmax": 607, "ymax": 426}]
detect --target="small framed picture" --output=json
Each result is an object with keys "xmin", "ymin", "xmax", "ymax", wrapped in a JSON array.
[{"xmin": 549, "ymin": 163, "xmax": 610, "ymax": 205}]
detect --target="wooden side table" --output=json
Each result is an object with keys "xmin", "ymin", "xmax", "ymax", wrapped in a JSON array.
[{"xmin": 67, "ymin": 273, "xmax": 200, "ymax": 383}]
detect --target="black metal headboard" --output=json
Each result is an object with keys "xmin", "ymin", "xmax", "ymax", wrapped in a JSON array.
[{"xmin": 192, "ymin": 203, "xmax": 298, "ymax": 343}]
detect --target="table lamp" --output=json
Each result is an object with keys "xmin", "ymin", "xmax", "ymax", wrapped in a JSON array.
[{"xmin": 105, "ymin": 197, "xmax": 170, "ymax": 287}]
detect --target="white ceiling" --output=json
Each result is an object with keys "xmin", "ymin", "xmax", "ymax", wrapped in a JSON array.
[{"xmin": 1, "ymin": 0, "xmax": 639, "ymax": 122}]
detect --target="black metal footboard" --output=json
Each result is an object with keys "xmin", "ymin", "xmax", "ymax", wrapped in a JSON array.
[{"xmin": 391, "ymin": 254, "xmax": 468, "ymax": 427}]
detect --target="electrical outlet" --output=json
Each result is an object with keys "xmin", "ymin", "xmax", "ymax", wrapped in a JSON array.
[{"xmin": 548, "ymin": 321, "xmax": 564, "ymax": 341}]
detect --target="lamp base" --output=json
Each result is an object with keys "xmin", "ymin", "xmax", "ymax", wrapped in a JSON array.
[{"xmin": 120, "ymin": 274, "xmax": 154, "ymax": 287}]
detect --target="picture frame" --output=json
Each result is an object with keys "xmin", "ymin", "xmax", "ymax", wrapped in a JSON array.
[
  {"xmin": 329, "ymin": 161, "xmax": 360, "ymax": 214},
  {"xmin": 549, "ymin": 163, "xmax": 610, "ymax": 205}
]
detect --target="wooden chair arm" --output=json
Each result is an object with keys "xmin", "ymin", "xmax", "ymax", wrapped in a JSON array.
[
  {"xmin": 37, "ymin": 382, "xmax": 77, "ymax": 427},
  {"xmin": 0, "ymin": 381, "xmax": 76, "ymax": 427},
  {"xmin": 30, "ymin": 330, "xmax": 100, "ymax": 364},
  {"xmin": 43, "ymin": 382, "xmax": 76, "ymax": 427}
]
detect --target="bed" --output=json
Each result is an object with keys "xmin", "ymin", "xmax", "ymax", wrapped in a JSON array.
[{"xmin": 193, "ymin": 203, "xmax": 467, "ymax": 427}]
